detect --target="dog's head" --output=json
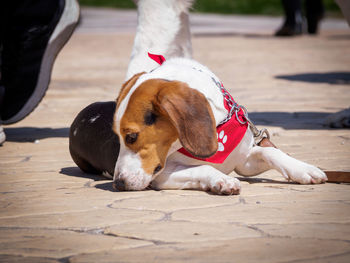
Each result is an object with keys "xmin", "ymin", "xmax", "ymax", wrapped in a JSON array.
[{"xmin": 112, "ymin": 73, "xmax": 218, "ymax": 191}]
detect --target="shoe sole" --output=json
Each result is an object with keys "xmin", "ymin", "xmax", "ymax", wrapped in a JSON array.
[
  {"xmin": 0, "ymin": 126, "xmax": 5, "ymax": 145},
  {"xmin": 3, "ymin": 0, "xmax": 80, "ymax": 125}
]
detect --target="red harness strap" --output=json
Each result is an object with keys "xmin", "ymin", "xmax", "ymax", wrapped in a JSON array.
[
  {"xmin": 148, "ymin": 52, "xmax": 248, "ymax": 164},
  {"xmin": 148, "ymin": 52, "xmax": 166, "ymax": 65}
]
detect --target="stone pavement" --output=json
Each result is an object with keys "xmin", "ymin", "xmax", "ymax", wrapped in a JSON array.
[{"xmin": 1, "ymin": 7, "xmax": 350, "ymax": 263}]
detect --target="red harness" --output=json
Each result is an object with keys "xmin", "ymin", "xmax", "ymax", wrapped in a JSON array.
[{"xmin": 148, "ymin": 53, "xmax": 248, "ymax": 164}]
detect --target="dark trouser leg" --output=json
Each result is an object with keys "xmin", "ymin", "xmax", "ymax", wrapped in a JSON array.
[
  {"xmin": 305, "ymin": 0, "xmax": 324, "ymax": 34},
  {"xmin": 282, "ymin": 0, "xmax": 302, "ymax": 26}
]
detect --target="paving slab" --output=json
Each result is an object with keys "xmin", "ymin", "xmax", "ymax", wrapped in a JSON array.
[{"xmin": 1, "ymin": 7, "xmax": 350, "ymax": 263}]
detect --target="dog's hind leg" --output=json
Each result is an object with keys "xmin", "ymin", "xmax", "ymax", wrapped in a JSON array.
[
  {"xmin": 235, "ymin": 146, "xmax": 327, "ymax": 184},
  {"xmin": 152, "ymin": 163, "xmax": 241, "ymax": 195}
]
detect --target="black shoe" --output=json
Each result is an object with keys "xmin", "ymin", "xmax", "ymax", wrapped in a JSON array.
[
  {"xmin": 305, "ymin": 0, "xmax": 324, "ymax": 35},
  {"xmin": 275, "ymin": 23, "xmax": 302, "ymax": 36},
  {"xmin": 0, "ymin": 0, "xmax": 79, "ymax": 124}
]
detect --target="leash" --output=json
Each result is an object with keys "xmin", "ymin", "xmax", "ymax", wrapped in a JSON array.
[
  {"xmin": 217, "ymin": 82, "xmax": 350, "ymax": 181},
  {"xmin": 324, "ymin": 171, "xmax": 350, "ymax": 183},
  {"xmin": 210, "ymin": 76, "xmax": 273, "ymax": 147}
]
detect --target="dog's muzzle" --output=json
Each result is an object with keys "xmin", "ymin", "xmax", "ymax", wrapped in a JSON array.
[{"xmin": 112, "ymin": 171, "xmax": 152, "ymax": 191}]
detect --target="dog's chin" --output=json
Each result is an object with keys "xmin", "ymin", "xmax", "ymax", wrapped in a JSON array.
[
  {"xmin": 125, "ymin": 181, "xmax": 151, "ymax": 191},
  {"xmin": 115, "ymin": 171, "xmax": 153, "ymax": 191}
]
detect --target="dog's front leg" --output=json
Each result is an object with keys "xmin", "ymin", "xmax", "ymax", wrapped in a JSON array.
[
  {"xmin": 235, "ymin": 146, "xmax": 327, "ymax": 184},
  {"xmin": 152, "ymin": 163, "xmax": 241, "ymax": 195}
]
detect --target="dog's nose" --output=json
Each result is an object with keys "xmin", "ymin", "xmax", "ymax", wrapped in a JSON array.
[{"xmin": 112, "ymin": 179, "xmax": 126, "ymax": 191}]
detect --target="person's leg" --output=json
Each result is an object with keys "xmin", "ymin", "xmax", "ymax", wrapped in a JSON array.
[
  {"xmin": 0, "ymin": 0, "xmax": 79, "ymax": 126},
  {"xmin": 275, "ymin": 0, "xmax": 303, "ymax": 36},
  {"xmin": 305, "ymin": 0, "xmax": 324, "ymax": 34}
]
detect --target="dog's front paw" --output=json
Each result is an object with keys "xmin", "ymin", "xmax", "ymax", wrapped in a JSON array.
[
  {"xmin": 210, "ymin": 176, "xmax": 241, "ymax": 195},
  {"xmin": 285, "ymin": 162, "xmax": 328, "ymax": 184}
]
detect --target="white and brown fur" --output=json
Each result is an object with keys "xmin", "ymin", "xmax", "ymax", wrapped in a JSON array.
[
  {"xmin": 113, "ymin": 57, "xmax": 327, "ymax": 195},
  {"xmin": 110, "ymin": 0, "xmax": 327, "ymax": 194},
  {"xmin": 70, "ymin": 0, "xmax": 327, "ymax": 194}
]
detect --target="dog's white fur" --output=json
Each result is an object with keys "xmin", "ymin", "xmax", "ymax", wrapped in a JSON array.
[
  {"xmin": 153, "ymin": 128, "xmax": 326, "ymax": 194},
  {"xmin": 115, "ymin": 0, "xmax": 327, "ymax": 194}
]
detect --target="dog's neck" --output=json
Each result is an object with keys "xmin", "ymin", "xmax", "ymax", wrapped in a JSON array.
[{"xmin": 126, "ymin": 0, "xmax": 193, "ymax": 79}]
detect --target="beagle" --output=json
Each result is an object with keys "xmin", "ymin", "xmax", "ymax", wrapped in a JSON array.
[{"xmin": 112, "ymin": 57, "xmax": 328, "ymax": 194}]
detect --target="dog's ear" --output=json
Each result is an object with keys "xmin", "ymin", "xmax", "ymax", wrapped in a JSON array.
[
  {"xmin": 156, "ymin": 80, "xmax": 218, "ymax": 158},
  {"xmin": 116, "ymin": 72, "xmax": 145, "ymax": 108}
]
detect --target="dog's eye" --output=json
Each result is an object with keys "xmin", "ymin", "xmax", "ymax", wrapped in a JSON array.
[
  {"xmin": 144, "ymin": 111, "xmax": 157, "ymax": 125},
  {"xmin": 153, "ymin": 164, "xmax": 162, "ymax": 174},
  {"xmin": 125, "ymin": 133, "xmax": 138, "ymax": 144}
]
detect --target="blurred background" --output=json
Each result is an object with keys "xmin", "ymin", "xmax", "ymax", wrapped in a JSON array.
[{"xmin": 79, "ymin": 0, "xmax": 341, "ymax": 16}]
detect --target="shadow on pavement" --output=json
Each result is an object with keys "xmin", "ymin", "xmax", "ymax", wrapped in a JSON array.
[
  {"xmin": 275, "ymin": 72, "xmax": 350, "ymax": 85},
  {"xmin": 60, "ymin": 167, "xmax": 115, "ymax": 191},
  {"xmin": 327, "ymin": 34, "xmax": 350, "ymax": 40},
  {"xmin": 248, "ymin": 111, "xmax": 334, "ymax": 130},
  {"xmin": 193, "ymin": 32, "xmax": 272, "ymax": 38},
  {"xmin": 4, "ymin": 127, "xmax": 69, "ymax": 142},
  {"xmin": 238, "ymin": 177, "xmax": 297, "ymax": 185},
  {"xmin": 95, "ymin": 182, "xmax": 115, "ymax": 192},
  {"xmin": 60, "ymin": 166, "xmax": 103, "ymax": 181}
]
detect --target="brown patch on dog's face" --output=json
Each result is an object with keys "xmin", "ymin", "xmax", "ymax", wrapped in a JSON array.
[
  {"xmin": 118, "ymin": 79, "xmax": 218, "ymax": 176},
  {"xmin": 113, "ymin": 72, "xmax": 145, "ymax": 136},
  {"xmin": 116, "ymin": 72, "xmax": 145, "ymax": 109},
  {"xmin": 119, "ymin": 80, "xmax": 178, "ymax": 175}
]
